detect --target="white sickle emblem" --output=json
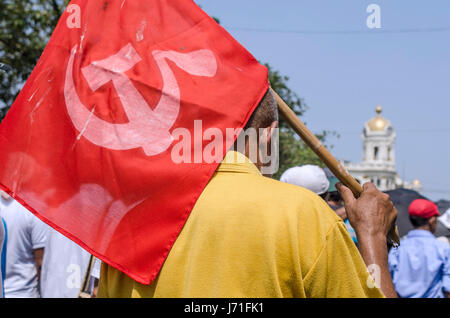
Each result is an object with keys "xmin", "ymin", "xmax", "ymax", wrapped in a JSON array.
[{"xmin": 64, "ymin": 44, "xmax": 217, "ymax": 155}]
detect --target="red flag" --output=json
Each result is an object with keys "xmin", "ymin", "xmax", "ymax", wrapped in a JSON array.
[{"xmin": 0, "ymin": 0, "xmax": 268, "ymax": 283}]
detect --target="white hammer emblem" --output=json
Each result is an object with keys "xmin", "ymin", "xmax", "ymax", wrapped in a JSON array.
[{"xmin": 64, "ymin": 44, "xmax": 217, "ymax": 155}]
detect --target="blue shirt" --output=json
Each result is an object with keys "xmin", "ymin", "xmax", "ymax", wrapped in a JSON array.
[
  {"xmin": 344, "ymin": 219, "xmax": 358, "ymax": 245},
  {"xmin": 388, "ymin": 229, "xmax": 450, "ymax": 298}
]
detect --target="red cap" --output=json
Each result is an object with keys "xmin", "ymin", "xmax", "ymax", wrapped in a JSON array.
[{"xmin": 408, "ymin": 199, "xmax": 440, "ymax": 218}]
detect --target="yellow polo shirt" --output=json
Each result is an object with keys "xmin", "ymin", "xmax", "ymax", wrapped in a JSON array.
[{"xmin": 98, "ymin": 151, "xmax": 384, "ymax": 298}]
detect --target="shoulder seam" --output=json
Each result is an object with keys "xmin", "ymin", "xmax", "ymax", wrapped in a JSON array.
[{"xmin": 302, "ymin": 221, "xmax": 343, "ymax": 283}]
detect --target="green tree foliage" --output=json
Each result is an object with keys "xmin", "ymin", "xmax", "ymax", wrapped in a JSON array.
[
  {"xmin": 0, "ymin": 0, "xmax": 69, "ymax": 116},
  {"xmin": 0, "ymin": 3, "xmax": 334, "ymax": 181},
  {"xmin": 268, "ymin": 64, "xmax": 336, "ymax": 179}
]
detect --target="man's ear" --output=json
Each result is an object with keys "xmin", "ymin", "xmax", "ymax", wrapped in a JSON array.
[
  {"xmin": 264, "ymin": 121, "xmax": 278, "ymax": 145},
  {"xmin": 258, "ymin": 121, "xmax": 279, "ymax": 176},
  {"xmin": 428, "ymin": 216, "xmax": 437, "ymax": 232}
]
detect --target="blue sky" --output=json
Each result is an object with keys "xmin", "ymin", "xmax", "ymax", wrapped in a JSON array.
[{"xmin": 194, "ymin": 0, "xmax": 450, "ymax": 201}]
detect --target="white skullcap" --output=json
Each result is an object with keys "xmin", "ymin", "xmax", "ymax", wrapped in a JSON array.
[{"xmin": 280, "ymin": 165, "xmax": 330, "ymax": 195}]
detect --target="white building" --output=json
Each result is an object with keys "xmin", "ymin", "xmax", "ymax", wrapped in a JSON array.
[{"xmin": 342, "ymin": 106, "xmax": 421, "ymax": 192}]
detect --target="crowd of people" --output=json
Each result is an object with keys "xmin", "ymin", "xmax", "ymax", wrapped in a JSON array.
[
  {"xmin": 0, "ymin": 89, "xmax": 448, "ymax": 298},
  {"xmin": 2, "ymin": 165, "xmax": 448, "ymax": 298},
  {"xmin": 280, "ymin": 164, "xmax": 450, "ymax": 298}
]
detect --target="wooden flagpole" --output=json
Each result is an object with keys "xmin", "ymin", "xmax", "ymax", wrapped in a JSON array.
[{"xmin": 270, "ymin": 87, "xmax": 400, "ymax": 245}]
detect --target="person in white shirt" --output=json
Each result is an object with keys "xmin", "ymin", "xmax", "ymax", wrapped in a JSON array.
[
  {"xmin": 40, "ymin": 228, "xmax": 101, "ymax": 298},
  {"xmin": 0, "ymin": 192, "xmax": 49, "ymax": 298},
  {"xmin": 0, "ymin": 215, "xmax": 6, "ymax": 298}
]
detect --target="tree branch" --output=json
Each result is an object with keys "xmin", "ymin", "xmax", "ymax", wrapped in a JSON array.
[{"xmin": 51, "ymin": 0, "xmax": 62, "ymax": 17}]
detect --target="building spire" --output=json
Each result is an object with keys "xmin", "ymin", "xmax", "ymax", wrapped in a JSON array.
[{"xmin": 376, "ymin": 105, "xmax": 382, "ymax": 115}]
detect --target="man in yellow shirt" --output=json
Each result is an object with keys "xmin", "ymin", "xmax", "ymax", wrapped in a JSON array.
[{"xmin": 98, "ymin": 89, "xmax": 398, "ymax": 298}]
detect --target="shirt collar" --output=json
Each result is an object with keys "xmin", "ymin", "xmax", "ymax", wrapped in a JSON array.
[
  {"xmin": 215, "ymin": 151, "xmax": 262, "ymax": 176},
  {"xmin": 407, "ymin": 229, "xmax": 435, "ymax": 239}
]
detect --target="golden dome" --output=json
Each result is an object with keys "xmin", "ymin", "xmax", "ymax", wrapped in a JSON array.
[
  {"xmin": 367, "ymin": 106, "xmax": 389, "ymax": 131},
  {"xmin": 412, "ymin": 179, "xmax": 421, "ymax": 186}
]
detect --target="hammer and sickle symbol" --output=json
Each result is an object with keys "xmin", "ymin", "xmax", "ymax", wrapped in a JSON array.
[{"xmin": 64, "ymin": 44, "xmax": 217, "ymax": 156}]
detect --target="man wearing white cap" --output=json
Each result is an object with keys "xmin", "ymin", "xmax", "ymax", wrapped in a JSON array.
[{"xmin": 280, "ymin": 165, "xmax": 329, "ymax": 197}]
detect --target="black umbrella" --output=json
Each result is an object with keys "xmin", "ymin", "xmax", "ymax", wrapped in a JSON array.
[
  {"xmin": 384, "ymin": 188, "xmax": 449, "ymax": 238},
  {"xmin": 435, "ymin": 199, "xmax": 450, "ymax": 215}
]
